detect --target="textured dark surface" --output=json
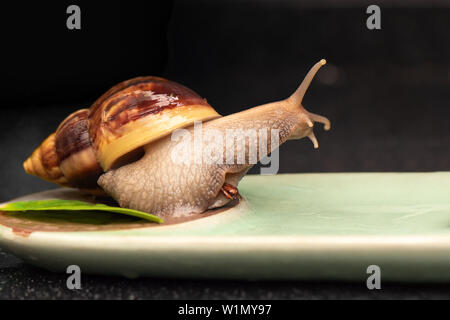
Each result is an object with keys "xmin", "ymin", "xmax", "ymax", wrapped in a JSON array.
[
  {"xmin": 1, "ymin": 1, "xmax": 449, "ymax": 299},
  {"xmin": 1, "ymin": 247, "xmax": 450, "ymax": 300}
]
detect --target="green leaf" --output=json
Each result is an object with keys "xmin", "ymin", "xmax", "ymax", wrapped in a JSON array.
[{"xmin": 0, "ymin": 200, "xmax": 163, "ymax": 224}]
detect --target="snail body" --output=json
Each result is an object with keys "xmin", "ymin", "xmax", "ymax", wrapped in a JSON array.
[{"xmin": 24, "ymin": 60, "xmax": 330, "ymax": 218}]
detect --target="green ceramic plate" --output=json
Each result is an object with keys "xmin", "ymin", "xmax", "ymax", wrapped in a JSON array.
[{"xmin": 0, "ymin": 173, "xmax": 449, "ymax": 281}]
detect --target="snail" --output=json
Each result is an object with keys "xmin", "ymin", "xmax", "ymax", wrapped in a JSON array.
[{"xmin": 24, "ymin": 60, "xmax": 331, "ymax": 218}]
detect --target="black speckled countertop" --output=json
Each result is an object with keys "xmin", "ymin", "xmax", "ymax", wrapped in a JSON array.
[{"xmin": 1, "ymin": 248, "xmax": 450, "ymax": 300}]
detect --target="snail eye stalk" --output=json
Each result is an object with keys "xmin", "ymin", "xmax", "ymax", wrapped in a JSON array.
[{"xmin": 289, "ymin": 59, "xmax": 327, "ymax": 106}]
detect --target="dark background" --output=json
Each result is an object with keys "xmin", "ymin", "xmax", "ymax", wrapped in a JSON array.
[{"xmin": 1, "ymin": 0, "xmax": 449, "ymax": 299}]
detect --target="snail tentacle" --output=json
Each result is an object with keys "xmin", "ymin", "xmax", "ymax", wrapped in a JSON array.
[
  {"xmin": 307, "ymin": 112, "xmax": 331, "ymax": 131},
  {"xmin": 307, "ymin": 132, "xmax": 319, "ymax": 149},
  {"xmin": 288, "ymin": 59, "xmax": 327, "ymax": 106}
]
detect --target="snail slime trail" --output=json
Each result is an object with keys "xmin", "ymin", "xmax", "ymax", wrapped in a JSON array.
[{"xmin": 24, "ymin": 60, "xmax": 331, "ymax": 220}]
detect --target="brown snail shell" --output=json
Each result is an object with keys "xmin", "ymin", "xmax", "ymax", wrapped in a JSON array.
[{"xmin": 23, "ymin": 77, "xmax": 221, "ymax": 191}]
